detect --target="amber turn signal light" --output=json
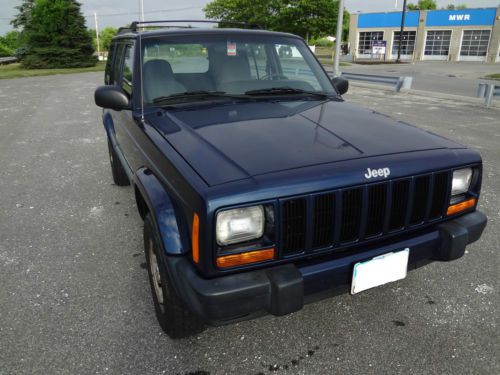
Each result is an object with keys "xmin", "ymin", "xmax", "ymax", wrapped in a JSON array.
[
  {"xmin": 192, "ymin": 213, "xmax": 200, "ymax": 263},
  {"xmin": 447, "ymin": 198, "xmax": 476, "ymax": 216},
  {"xmin": 216, "ymin": 248, "xmax": 275, "ymax": 268}
]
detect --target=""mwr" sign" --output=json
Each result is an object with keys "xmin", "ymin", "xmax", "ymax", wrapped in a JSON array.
[{"xmin": 449, "ymin": 14, "xmax": 470, "ymax": 21}]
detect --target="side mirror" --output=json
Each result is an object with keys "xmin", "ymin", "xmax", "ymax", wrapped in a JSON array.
[
  {"xmin": 95, "ymin": 85, "xmax": 130, "ymax": 111},
  {"xmin": 331, "ymin": 77, "xmax": 349, "ymax": 95}
]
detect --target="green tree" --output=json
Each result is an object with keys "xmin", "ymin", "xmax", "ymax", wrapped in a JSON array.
[
  {"xmin": 407, "ymin": 0, "xmax": 437, "ymax": 10},
  {"xmin": 0, "ymin": 43, "xmax": 14, "ymax": 57},
  {"xmin": 88, "ymin": 27, "xmax": 117, "ymax": 52},
  {"xmin": 204, "ymin": 0, "xmax": 349, "ymax": 41},
  {"xmin": 100, "ymin": 27, "xmax": 118, "ymax": 51},
  {"xmin": 0, "ymin": 30, "xmax": 23, "ymax": 51},
  {"xmin": 10, "ymin": 0, "xmax": 36, "ymax": 30},
  {"xmin": 20, "ymin": 0, "xmax": 96, "ymax": 69}
]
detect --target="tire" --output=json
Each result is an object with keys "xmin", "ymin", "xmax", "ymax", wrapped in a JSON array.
[
  {"xmin": 143, "ymin": 213, "xmax": 205, "ymax": 338},
  {"xmin": 107, "ymin": 137, "xmax": 130, "ymax": 186}
]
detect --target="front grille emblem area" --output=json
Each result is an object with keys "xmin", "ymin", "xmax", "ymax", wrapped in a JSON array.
[{"xmin": 364, "ymin": 167, "xmax": 391, "ymax": 179}]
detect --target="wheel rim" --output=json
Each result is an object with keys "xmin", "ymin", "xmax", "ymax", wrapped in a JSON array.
[{"xmin": 149, "ymin": 239, "xmax": 164, "ymax": 306}]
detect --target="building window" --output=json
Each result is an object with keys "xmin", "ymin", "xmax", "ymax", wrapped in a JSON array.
[
  {"xmin": 424, "ymin": 30, "xmax": 452, "ymax": 56},
  {"xmin": 460, "ymin": 30, "xmax": 491, "ymax": 57},
  {"xmin": 358, "ymin": 31, "xmax": 384, "ymax": 55},
  {"xmin": 392, "ymin": 31, "xmax": 417, "ymax": 56}
]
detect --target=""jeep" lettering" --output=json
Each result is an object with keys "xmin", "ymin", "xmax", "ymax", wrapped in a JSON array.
[{"xmin": 365, "ymin": 167, "xmax": 391, "ymax": 179}]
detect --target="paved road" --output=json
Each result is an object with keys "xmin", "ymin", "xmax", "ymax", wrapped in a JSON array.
[
  {"xmin": 0, "ymin": 72, "xmax": 498, "ymax": 375},
  {"xmin": 338, "ymin": 60, "xmax": 500, "ymax": 98}
]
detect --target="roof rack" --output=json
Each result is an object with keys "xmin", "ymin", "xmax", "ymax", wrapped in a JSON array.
[{"xmin": 124, "ymin": 19, "xmax": 263, "ymax": 33}]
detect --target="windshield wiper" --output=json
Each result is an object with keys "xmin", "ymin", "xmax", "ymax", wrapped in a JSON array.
[
  {"xmin": 152, "ymin": 91, "xmax": 246, "ymax": 104},
  {"xmin": 244, "ymin": 87, "xmax": 330, "ymax": 98}
]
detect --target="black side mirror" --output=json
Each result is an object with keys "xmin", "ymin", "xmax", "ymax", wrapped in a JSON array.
[
  {"xmin": 95, "ymin": 85, "xmax": 130, "ymax": 111},
  {"xmin": 332, "ymin": 77, "xmax": 349, "ymax": 95}
]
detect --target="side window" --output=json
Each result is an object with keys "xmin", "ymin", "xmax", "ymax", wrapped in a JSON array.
[
  {"xmin": 104, "ymin": 43, "xmax": 115, "ymax": 85},
  {"xmin": 245, "ymin": 44, "xmax": 268, "ymax": 79},
  {"xmin": 121, "ymin": 44, "xmax": 135, "ymax": 96},
  {"xmin": 144, "ymin": 43, "xmax": 209, "ymax": 73},
  {"xmin": 111, "ymin": 44, "xmax": 125, "ymax": 85},
  {"xmin": 275, "ymin": 44, "xmax": 321, "ymax": 90}
]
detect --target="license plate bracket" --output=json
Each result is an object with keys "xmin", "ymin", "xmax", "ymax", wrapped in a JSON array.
[{"xmin": 351, "ymin": 248, "xmax": 410, "ymax": 295}]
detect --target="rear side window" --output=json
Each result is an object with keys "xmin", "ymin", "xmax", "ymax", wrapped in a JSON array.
[
  {"xmin": 144, "ymin": 43, "xmax": 208, "ymax": 73},
  {"xmin": 121, "ymin": 44, "xmax": 135, "ymax": 95}
]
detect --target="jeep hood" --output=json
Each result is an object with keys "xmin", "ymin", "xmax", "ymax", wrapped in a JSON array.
[{"xmin": 148, "ymin": 100, "xmax": 464, "ymax": 186}]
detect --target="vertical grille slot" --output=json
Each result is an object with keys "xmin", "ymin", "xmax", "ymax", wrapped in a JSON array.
[
  {"xmin": 366, "ymin": 184, "xmax": 387, "ymax": 237},
  {"xmin": 429, "ymin": 172, "xmax": 449, "ymax": 219},
  {"xmin": 282, "ymin": 198, "xmax": 307, "ymax": 255},
  {"xmin": 410, "ymin": 175, "xmax": 430, "ymax": 225},
  {"xmin": 340, "ymin": 188, "xmax": 362, "ymax": 242},
  {"xmin": 312, "ymin": 193, "xmax": 335, "ymax": 249},
  {"xmin": 389, "ymin": 179, "xmax": 410, "ymax": 231}
]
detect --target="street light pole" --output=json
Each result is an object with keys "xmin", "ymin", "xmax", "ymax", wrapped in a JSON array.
[
  {"xmin": 333, "ymin": 0, "xmax": 344, "ymax": 77},
  {"xmin": 396, "ymin": 0, "xmax": 407, "ymax": 63}
]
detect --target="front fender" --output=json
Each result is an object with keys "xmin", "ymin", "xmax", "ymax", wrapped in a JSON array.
[{"xmin": 134, "ymin": 168, "xmax": 188, "ymax": 255}]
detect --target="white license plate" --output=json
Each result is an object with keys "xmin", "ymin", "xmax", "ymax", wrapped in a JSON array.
[{"xmin": 351, "ymin": 248, "xmax": 410, "ymax": 295}]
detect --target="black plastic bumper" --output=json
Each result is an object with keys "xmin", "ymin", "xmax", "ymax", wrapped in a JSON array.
[{"xmin": 164, "ymin": 211, "xmax": 487, "ymax": 326}]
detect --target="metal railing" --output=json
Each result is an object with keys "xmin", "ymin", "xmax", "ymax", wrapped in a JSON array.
[
  {"xmin": 478, "ymin": 83, "xmax": 500, "ymax": 107},
  {"xmin": 339, "ymin": 72, "xmax": 413, "ymax": 92}
]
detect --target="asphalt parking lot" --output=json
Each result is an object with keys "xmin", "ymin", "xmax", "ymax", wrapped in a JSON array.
[{"xmin": 0, "ymin": 72, "xmax": 499, "ymax": 375}]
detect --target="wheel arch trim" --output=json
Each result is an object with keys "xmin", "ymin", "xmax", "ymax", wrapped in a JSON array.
[{"xmin": 134, "ymin": 168, "xmax": 188, "ymax": 255}]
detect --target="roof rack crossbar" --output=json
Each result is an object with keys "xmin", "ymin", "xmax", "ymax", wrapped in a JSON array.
[{"xmin": 129, "ymin": 19, "xmax": 263, "ymax": 31}]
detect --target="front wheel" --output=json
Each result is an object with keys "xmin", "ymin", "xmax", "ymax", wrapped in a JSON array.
[{"xmin": 143, "ymin": 214, "xmax": 205, "ymax": 339}]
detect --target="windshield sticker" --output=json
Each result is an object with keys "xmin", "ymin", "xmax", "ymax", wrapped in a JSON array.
[{"xmin": 227, "ymin": 41, "xmax": 237, "ymax": 56}]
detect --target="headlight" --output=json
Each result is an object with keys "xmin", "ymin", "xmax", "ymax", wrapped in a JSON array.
[
  {"xmin": 216, "ymin": 206, "xmax": 265, "ymax": 246},
  {"xmin": 451, "ymin": 168, "xmax": 472, "ymax": 196}
]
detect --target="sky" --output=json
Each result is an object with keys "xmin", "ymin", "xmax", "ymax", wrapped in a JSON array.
[{"xmin": 0, "ymin": 0, "xmax": 499, "ymax": 34}]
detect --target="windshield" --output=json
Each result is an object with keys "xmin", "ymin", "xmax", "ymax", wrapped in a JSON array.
[{"xmin": 141, "ymin": 34, "xmax": 335, "ymax": 104}]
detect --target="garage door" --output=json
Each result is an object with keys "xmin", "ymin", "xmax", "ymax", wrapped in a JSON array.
[
  {"xmin": 392, "ymin": 31, "xmax": 417, "ymax": 60},
  {"xmin": 459, "ymin": 30, "xmax": 491, "ymax": 62},
  {"xmin": 424, "ymin": 30, "xmax": 452, "ymax": 60}
]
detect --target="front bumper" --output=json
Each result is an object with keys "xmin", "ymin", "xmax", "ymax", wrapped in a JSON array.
[{"xmin": 164, "ymin": 211, "xmax": 487, "ymax": 326}]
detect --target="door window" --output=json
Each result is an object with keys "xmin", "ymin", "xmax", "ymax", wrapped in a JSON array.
[
  {"xmin": 121, "ymin": 44, "xmax": 134, "ymax": 96},
  {"xmin": 111, "ymin": 44, "xmax": 125, "ymax": 85}
]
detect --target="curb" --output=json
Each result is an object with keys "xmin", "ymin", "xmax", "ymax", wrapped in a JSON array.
[{"xmin": 347, "ymin": 81, "xmax": 500, "ymax": 110}]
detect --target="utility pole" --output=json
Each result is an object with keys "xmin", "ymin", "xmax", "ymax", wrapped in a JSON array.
[
  {"xmin": 333, "ymin": 0, "xmax": 344, "ymax": 77},
  {"xmin": 140, "ymin": 0, "xmax": 145, "ymax": 22},
  {"xmin": 396, "ymin": 0, "xmax": 408, "ymax": 63},
  {"xmin": 94, "ymin": 12, "xmax": 100, "ymax": 61}
]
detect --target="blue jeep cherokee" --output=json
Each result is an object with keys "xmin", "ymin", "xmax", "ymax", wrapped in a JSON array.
[{"xmin": 95, "ymin": 21, "xmax": 487, "ymax": 338}]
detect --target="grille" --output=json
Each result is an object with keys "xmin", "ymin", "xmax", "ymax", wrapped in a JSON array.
[
  {"xmin": 280, "ymin": 171, "xmax": 451, "ymax": 257},
  {"xmin": 312, "ymin": 193, "xmax": 335, "ymax": 249},
  {"xmin": 281, "ymin": 198, "xmax": 307, "ymax": 254}
]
